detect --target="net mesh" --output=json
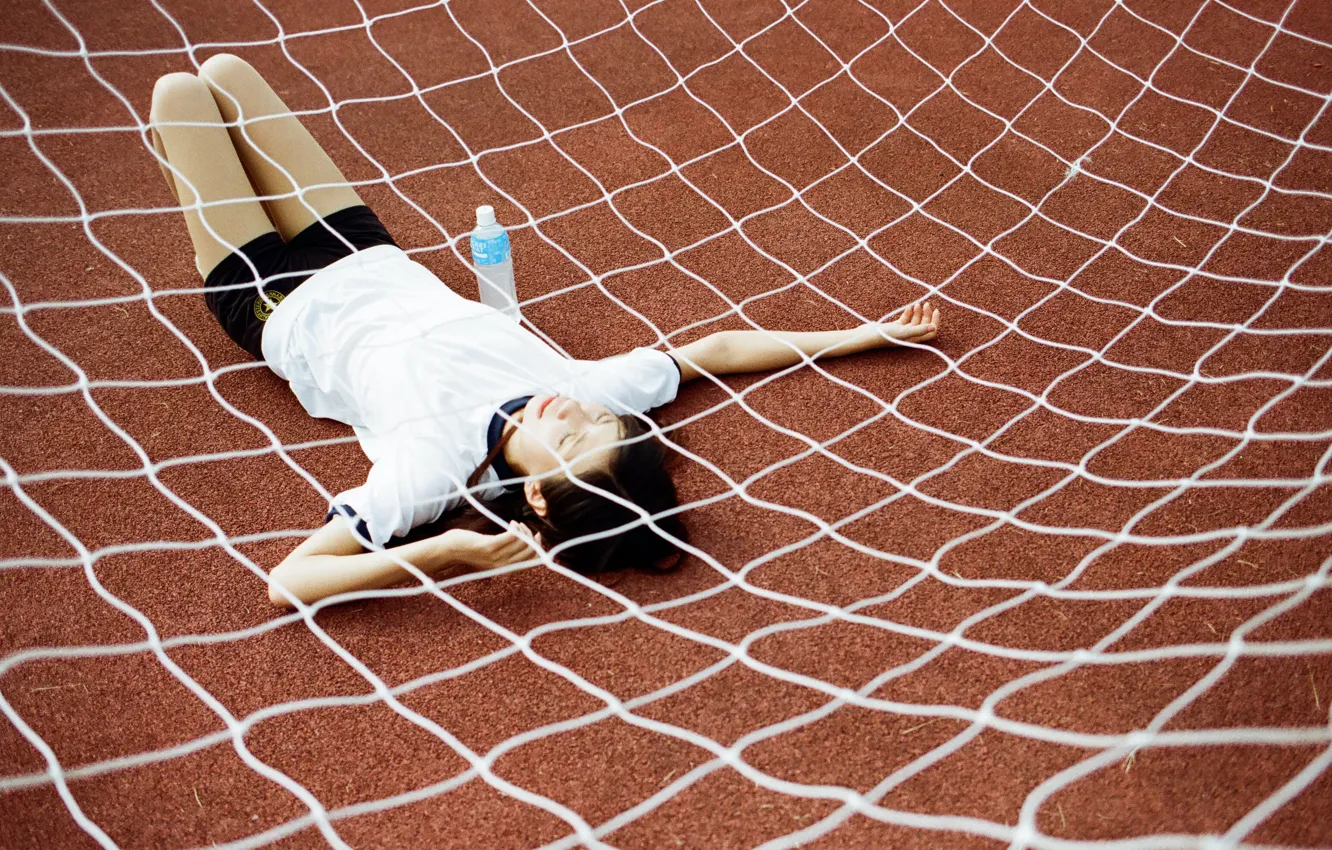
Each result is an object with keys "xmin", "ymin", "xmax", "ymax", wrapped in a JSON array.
[{"xmin": 1, "ymin": 0, "xmax": 1330, "ymax": 847}]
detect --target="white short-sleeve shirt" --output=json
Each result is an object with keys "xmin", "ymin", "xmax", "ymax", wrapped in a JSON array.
[{"xmin": 261, "ymin": 245, "xmax": 680, "ymax": 546}]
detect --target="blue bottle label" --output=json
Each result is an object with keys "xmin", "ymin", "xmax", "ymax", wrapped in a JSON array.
[{"xmin": 471, "ymin": 231, "xmax": 510, "ymax": 265}]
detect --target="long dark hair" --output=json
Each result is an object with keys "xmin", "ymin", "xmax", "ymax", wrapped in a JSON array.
[{"xmin": 409, "ymin": 413, "xmax": 688, "ymax": 574}]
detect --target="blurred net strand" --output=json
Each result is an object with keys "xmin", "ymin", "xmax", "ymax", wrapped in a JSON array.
[
  {"xmin": 4, "ymin": 0, "xmax": 1332, "ymax": 472},
  {"xmin": 3, "ymin": 0, "xmax": 627, "ymax": 846},
  {"xmin": 0, "ymin": 0, "xmax": 1329, "ymax": 848},
  {"xmin": 7, "ymin": 0, "xmax": 1332, "ymax": 826},
  {"xmin": 3, "ymin": 1, "xmax": 1332, "ymax": 299},
  {"xmin": 574, "ymin": 0, "xmax": 1332, "ymax": 846}
]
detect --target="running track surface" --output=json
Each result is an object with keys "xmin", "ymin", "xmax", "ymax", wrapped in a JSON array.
[{"xmin": 2, "ymin": 0, "xmax": 1331, "ymax": 848}]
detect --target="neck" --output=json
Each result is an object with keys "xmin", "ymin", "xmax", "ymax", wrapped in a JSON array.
[{"xmin": 500, "ymin": 409, "xmax": 525, "ymax": 476}]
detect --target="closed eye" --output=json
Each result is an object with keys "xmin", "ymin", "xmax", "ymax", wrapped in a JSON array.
[{"xmin": 562, "ymin": 415, "xmax": 613, "ymax": 452}]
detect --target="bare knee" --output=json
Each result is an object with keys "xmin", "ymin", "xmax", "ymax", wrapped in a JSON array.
[
  {"xmin": 198, "ymin": 53, "xmax": 253, "ymax": 90},
  {"xmin": 150, "ymin": 72, "xmax": 211, "ymax": 122}
]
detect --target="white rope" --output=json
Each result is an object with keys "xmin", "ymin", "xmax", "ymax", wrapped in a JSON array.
[{"xmin": 0, "ymin": 0, "xmax": 1328, "ymax": 848}]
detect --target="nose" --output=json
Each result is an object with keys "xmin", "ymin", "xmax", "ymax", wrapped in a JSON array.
[{"xmin": 556, "ymin": 398, "xmax": 586, "ymax": 423}]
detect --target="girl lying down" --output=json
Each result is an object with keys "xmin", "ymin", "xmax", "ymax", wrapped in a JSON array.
[{"xmin": 149, "ymin": 54, "xmax": 942, "ymax": 608}]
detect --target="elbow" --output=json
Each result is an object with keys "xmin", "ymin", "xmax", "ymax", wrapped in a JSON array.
[
  {"xmin": 704, "ymin": 331, "xmax": 734, "ymax": 374},
  {"xmin": 267, "ymin": 581, "xmax": 292, "ymax": 609},
  {"xmin": 267, "ymin": 561, "xmax": 300, "ymax": 609}
]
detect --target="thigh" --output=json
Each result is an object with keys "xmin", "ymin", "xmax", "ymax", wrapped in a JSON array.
[
  {"xmin": 150, "ymin": 73, "xmax": 276, "ymax": 277},
  {"xmin": 198, "ymin": 53, "xmax": 363, "ymax": 241}
]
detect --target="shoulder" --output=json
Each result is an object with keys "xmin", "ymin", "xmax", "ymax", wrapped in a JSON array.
[
  {"xmin": 568, "ymin": 346, "xmax": 681, "ymax": 412},
  {"xmin": 608, "ymin": 346, "xmax": 682, "ymax": 382}
]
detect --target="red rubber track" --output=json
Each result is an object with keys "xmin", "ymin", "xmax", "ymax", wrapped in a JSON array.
[{"xmin": 1, "ymin": 0, "xmax": 1330, "ymax": 848}]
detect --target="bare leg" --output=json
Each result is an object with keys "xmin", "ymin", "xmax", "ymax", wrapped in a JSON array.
[
  {"xmin": 150, "ymin": 72, "xmax": 276, "ymax": 277},
  {"xmin": 197, "ymin": 54, "xmax": 363, "ymax": 241},
  {"xmin": 150, "ymin": 125, "xmax": 179, "ymax": 204}
]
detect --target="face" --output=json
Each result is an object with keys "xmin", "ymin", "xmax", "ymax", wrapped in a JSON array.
[{"xmin": 507, "ymin": 394, "xmax": 623, "ymax": 478}]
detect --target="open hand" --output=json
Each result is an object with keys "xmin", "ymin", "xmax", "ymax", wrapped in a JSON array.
[
  {"xmin": 443, "ymin": 520, "xmax": 545, "ymax": 571},
  {"xmin": 865, "ymin": 301, "xmax": 941, "ymax": 345}
]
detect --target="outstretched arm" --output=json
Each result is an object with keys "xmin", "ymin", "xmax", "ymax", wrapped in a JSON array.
[
  {"xmin": 669, "ymin": 302, "xmax": 941, "ymax": 382},
  {"xmin": 268, "ymin": 517, "xmax": 541, "ymax": 608}
]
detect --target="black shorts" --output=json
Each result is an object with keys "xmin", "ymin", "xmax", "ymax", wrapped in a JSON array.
[{"xmin": 203, "ymin": 205, "xmax": 397, "ymax": 361}]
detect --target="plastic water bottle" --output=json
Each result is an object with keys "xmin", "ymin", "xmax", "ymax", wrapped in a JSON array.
[{"xmin": 469, "ymin": 205, "xmax": 519, "ymax": 321}]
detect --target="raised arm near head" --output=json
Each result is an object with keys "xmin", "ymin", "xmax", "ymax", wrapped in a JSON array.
[
  {"xmin": 267, "ymin": 516, "xmax": 542, "ymax": 608},
  {"xmin": 267, "ymin": 517, "xmax": 447, "ymax": 607}
]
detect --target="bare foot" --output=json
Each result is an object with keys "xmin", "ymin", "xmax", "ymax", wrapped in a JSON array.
[{"xmin": 881, "ymin": 300, "xmax": 941, "ymax": 343}]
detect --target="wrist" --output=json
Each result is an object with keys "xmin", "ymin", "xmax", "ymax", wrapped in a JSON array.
[
  {"xmin": 427, "ymin": 529, "xmax": 470, "ymax": 574},
  {"xmin": 851, "ymin": 323, "xmax": 890, "ymax": 351}
]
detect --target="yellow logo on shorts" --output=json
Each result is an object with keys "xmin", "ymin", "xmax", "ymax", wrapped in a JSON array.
[{"xmin": 253, "ymin": 289, "xmax": 286, "ymax": 322}]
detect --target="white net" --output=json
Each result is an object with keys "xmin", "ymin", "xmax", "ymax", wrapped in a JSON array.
[{"xmin": 1, "ymin": 0, "xmax": 1330, "ymax": 847}]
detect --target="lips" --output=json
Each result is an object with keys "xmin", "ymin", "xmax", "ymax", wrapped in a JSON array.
[{"xmin": 537, "ymin": 395, "xmax": 557, "ymax": 418}]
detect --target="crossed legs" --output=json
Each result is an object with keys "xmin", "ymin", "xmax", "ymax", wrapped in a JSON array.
[{"xmin": 149, "ymin": 54, "xmax": 363, "ymax": 278}]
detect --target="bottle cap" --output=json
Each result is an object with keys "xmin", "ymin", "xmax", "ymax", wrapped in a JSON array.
[{"xmin": 476, "ymin": 205, "xmax": 496, "ymax": 227}]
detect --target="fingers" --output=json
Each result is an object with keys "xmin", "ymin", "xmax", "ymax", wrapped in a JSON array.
[
  {"xmin": 919, "ymin": 301, "xmax": 933, "ymax": 325},
  {"xmin": 493, "ymin": 520, "xmax": 545, "ymax": 566},
  {"xmin": 919, "ymin": 303, "xmax": 940, "ymax": 340},
  {"xmin": 890, "ymin": 301, "xmax": 941, "ymax": 342},
  {"xmin": 509, "ymin": 520, "xmax": 543, "ymax": 548},
  {"xmin": 900, "ymin": 301, "xmax": 934, "ymax": 326}
]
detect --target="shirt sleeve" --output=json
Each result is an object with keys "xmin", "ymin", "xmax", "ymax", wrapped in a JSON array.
[
  {"xmin": 324, "ymin": 438, "xmax": 470, "ymax": 548},
  {"xmin": 571, "ymin": 346, "xmax": 682, "ymax": 414}
]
